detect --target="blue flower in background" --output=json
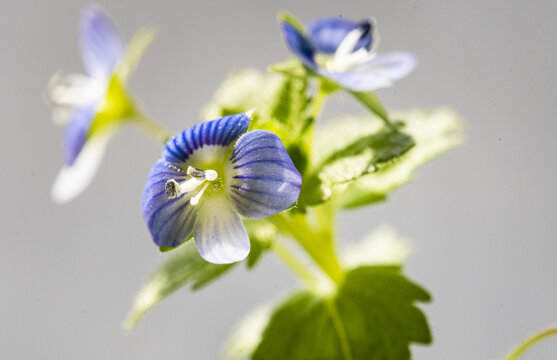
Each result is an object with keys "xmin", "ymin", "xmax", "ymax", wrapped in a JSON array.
[
  {"xmin": 48, "ymin": 4, "xmax": 151, "ymax": 203},
  {"xmin": 142, "ymin": 112, "xmax": 302, "ymax": 264},
  {"xmin": 280, "ymin": 15, "xmax": 417, "ymax": 92}
]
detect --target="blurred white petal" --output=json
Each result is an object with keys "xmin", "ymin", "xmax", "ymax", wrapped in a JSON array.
[{"xmin": 51, "ymin": 133, "xmax": 111, "ymax": 204}]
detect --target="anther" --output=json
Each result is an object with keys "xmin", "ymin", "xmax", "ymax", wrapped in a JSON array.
[{"xmin": 165, "ymin": 179, "xmax": 181, "ymax": 199}]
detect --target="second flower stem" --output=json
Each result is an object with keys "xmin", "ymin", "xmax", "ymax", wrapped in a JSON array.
[
  {"xmin": 135, "ymin": 112, "xmax": 173, "ymax": 144},
  {"xmin": 504, "ymin": 326, "xmax": 557, "ymax": 360}
]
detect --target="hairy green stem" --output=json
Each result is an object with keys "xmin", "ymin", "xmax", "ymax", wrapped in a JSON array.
[
  {"xmin": 135, "ymin": 112, "xmax": 173, "ymax": 144},
  {"xmin": 272, "ymin": 209, "xmax": 345, "ymax": 285},
  {"xmin": 271, "ymin": 239, "xmax": 319, "ymax": 289},
  {"xmin": 309, "ymin": 84, "xmax": 328, "ymax": 121},
  {"xmin": 504, "ymin": 326, "xmax": 557, "ymax": 360},
  {"xmin": 350, "ymin": 90, "xmax": 397, "ymax": 131}
]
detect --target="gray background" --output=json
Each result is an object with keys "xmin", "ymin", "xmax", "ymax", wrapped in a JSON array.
[{"xmin": 2, "ymin": 0, "xmax": 556, "ymax": 359}]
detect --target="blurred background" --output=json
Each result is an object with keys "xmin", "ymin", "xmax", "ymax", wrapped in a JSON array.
[{"xmin": 2, "ymin": 0, "xmax": 556, "ymax": 359}]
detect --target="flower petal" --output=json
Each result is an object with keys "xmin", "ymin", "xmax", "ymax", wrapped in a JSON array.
[
  {"xmin": 63, "ymin": 104, "xmax": 96, "ymax": 166},
  {"xmin": 318, "ymin": 68, "xmax": 393, "ymax": 92},
  {"xmin": 307, "ymin": 17, "xmax": 372, "ymax": 54},
  {"xmin": 79, "ymin": 4, "xmax": 124, "ymax": 78},
  {"xmin": 51, "ymin": 132, "xmax": 111, "ymax": 204},
  {"xmin": 193, "ymin": 196, "xmax": 250, "ymax": 264},
  {"xmin": 141, "ymin": 160, "xmax": 196, "ymax": 248},
  {"xmin": 162, "ymin": 113, "xmax": 250, "ymax": 164},
  {"xmin": 357, "ymin": 52, "xmax": 418, "ymax": 81},
  {"xmin": 280, "ymin": 22, "xmax": 316, "ymax": 68},
  {"xmin": 227, "ymin": 130, "xmax": 302, "ymax": 219}
]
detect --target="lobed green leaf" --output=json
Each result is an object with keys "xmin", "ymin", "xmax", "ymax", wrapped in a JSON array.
[{"xmin": 252, "ymin": 266, "xmax": 431, "ymax": 360}]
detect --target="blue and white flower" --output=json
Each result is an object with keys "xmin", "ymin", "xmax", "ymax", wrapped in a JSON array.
[
  {"xmin": 49, "ymin": 4, "xmax": 150, "ymax": 203},
  {"xmin": 280, "ymin": 15, "xmax": 417, "ymax": 92},
  {"xmin": 141, "ymin": 112, "xmax": 302, "ymax": 264}
]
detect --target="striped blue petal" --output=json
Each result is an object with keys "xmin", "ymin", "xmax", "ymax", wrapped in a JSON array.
[
  {"xmin": 79, "ymin": 4, "xmax": 124, "ymax": 78},
  {"xmin": 141, "ymin": 160, "xmax": 196, "ymax": 248},
  {"xmin": 63, "ymin": 104, "xmax": 96, "ymax": 166},
  {"xmin": 162, "ymin": 113, "xmax": 250, "ymax": 164},
  {"xmin": 227, "ymin": 130, "xmax": 302, "ymax": 219},
  {"xmin": 194, "ymin": 196, "xmax": 250, "ymax": 264},
  {"xmin": 307, "ymin": 17, "xmax": 372, "ymax": 54},
  {"xmin": 280, "ymin": 22, "xmax": 317, "ymax": 68}
]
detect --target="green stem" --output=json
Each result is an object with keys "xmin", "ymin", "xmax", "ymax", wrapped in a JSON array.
[
  {"xmin": 135, "ymin": 112, "xmax": 173, "ymax": 144},
  {"xmin": 504, "ymin": 327, "xmax": 557, "ymax": 360},
  {"xmin": 309, "ymin": 83, "xmax": 328, "ymax": 121},
  {"xmin": 271, "ymin": 210, "xmax": 345, "ymax": 285},
  {"xmin": 271, "ymin": 239, "xmax": 319, "ymax": 289},
  {"xmin": 350, "ymin": 90, "xmax": 397, "ymax": 131}
]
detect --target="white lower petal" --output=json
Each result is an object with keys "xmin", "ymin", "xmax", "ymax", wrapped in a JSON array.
[
  {"xmin": 51, "ymin": 133, "xmax": 111, "ymax": 204},
  {"xmin": 193, "ymin": 196, "xmax": 250, "ymax": 264}
]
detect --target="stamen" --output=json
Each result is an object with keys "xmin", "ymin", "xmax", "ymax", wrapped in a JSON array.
[
  {"xmin": 187, "ymin": 166, "xmax": 206, "ymax": 179},
  {"xmin": 165, "ymin": 179, "xmax": 181, "ymax": 199},
  {"xmin": 190, "ymin": 182, "xmax": 210, "ymax": 206},
  {"xmin": 165, "ymin": 167, "xmax": 219, "ymax": 201}
]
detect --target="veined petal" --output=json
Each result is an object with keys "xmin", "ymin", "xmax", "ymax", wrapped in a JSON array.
[
  {"xmin": 318, "ymin": 68, "xmax": 393, "ymax": 92},
  {"xmin": 307, "ymin": 17, "xmax": 372, "ymax": 54},
  {"xmin": 193, "ymin": 196, "xmax": 250, "ymax": 264},
  {"xmin": 51, "ymin": 131, "xmax": 111, "ymax": 204},
  {"xmin": 162, "ymin": 113, "xmax": 250, "ymax": 164},
  {"xmin": 80, "ymin": 3, "xmax": 124, "ymax": 78},
  {"xmin": 357, "ymin": 52, "xmax": 418, "ymax": 81},
  {"xmin": 227, "ymin": 130, "xmax": 302, "ymax": 219},
  {"xmin": 280, "ymin": 22, "xmax": 317, "ymax": 68},
  {"xmin": 63, "ymin": 104, "xmax": 96, "ymax": 166},
  {"xmin": 141, "ymin": 160, "xmax": 196, "ymax": 248}
]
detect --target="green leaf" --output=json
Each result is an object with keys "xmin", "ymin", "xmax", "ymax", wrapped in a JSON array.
[
  {"xmin": 201, "ymin": 69, "xmax": 309, "ymax": 138},
  {"xmin": 299, "ymin": 124, "xmax": 415, "ymax": 206},
  {"xmin": 125, "ymin": 221, "xmax": 273, "ymax": 329},
  {"xmin": 252, "ymin": 266, "xmax": 431, "ymax": 360},
  {"xmin": 339, "ymin": 108, "xmax": 464, "ymax": 208},
  {"xmin": 123, "ymin": 240, "xmax": 236, "ymax": 329}
]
